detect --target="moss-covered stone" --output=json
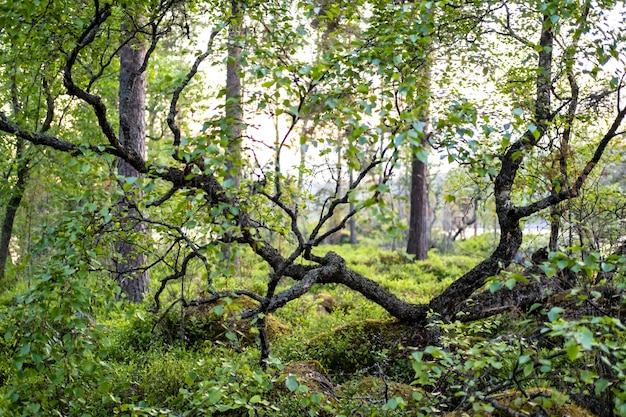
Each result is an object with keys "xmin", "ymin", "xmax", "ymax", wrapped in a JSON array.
[
  {"xmin": 162, "ymin": 295, "xmax": 289, "ymax": 347},
  {"xmin": 313, "ymin": 293, "xmax": 338, "ymax": 314},
  {"xmin": 304, "ymin": 319, "xmax": 430, "ymax": 382},
  {"xmin": 282, "ymin": 360, "xmax": 335, "ymax": 396}
]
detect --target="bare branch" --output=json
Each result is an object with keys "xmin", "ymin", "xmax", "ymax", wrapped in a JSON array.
[{"xmin": 167, "ymin": 25, "xmax": 224, "ymax": 148}]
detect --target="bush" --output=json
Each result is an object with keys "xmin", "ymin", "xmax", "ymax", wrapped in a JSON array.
[{"xmin": 410, "ymin": 312, "xmax": 626, "ymax": 417}]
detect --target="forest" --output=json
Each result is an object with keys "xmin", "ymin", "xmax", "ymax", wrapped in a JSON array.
[{"xmin": 1, "ymin": 0, "xmax": 626, "ymax": 415}]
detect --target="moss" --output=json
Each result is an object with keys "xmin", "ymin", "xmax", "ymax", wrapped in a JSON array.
[
  {"xmin": 304, "ymin": 319, "xmax": 430, "ymax": 382},
  {"xmin": 313, "ymin": 292, "xmax": 338, "ymax": 314},
  {"xmin": 338, "ymin": 376, "xmax": 423, "ymax": 405},
  {"xmin": 451, "ymin": 234, "xmax": 498, "ymax": 258},
  {"xmin": 265, "ymin": 360, "xmax": 337, "ymax": 417},
  {"xmin": 444, "ymin": 388, "xmax": 596, "ymax": 417},
  {"xmin": 282, "ymin": 360, "xmax": 335, "ymax": 396},
  {"xmin": 162, "ymin": 295, "xmax": 289, "ymax": 348}
]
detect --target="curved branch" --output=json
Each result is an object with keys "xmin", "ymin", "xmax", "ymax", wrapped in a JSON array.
[
  {"xmin": 308, "ymin": 156, "xmax": 386, "ymax": 246},
  {"xmin": 167, "ymin": 25, "xmax": 224, "ymax": 148},
  {"xmin": 63, "ymin": 4, "xmax": 121, "ymax": 150},
  {"xmin": 516, "ymin": 103, "xmax": 626, "ymax": 219}
]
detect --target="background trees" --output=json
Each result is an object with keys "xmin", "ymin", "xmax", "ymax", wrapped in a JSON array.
[
  {"xmin": 0, "ymin": 0, "xmax": 624, "ymax": 334},
  {"xmin": 1, "ymin": 0, "xmax": 626, "ymax": 414}
]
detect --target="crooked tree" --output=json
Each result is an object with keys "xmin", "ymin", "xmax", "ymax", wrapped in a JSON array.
[{"xmin": 0, "ymin": 0, "xmax": 625, "ymax": 358}]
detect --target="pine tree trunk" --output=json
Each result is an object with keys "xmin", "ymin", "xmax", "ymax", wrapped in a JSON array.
[
  {"xmin": 406, "ymin": 152, "xmax": 429, "ymax": 259},
  {"xmin": 406, "ymin": 46, "xmax": 431, "ymax": 260},
  {"xmin": 115, "ymin": 37, "xmax": 149, "ymax": 302}
]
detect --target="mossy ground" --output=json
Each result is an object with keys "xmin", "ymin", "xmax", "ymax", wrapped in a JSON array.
[{"xmin": 0, "ymin": 236, "xmax": 608, "ymax": 416}]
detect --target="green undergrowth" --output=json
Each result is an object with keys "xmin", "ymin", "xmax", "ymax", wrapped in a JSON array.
[{"xmin": 0, "ymin": 237, "xmax": 536, "ymax": 416}]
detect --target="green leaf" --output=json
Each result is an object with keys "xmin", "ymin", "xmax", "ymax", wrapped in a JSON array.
[
  {"xmin": 285, "ymin": 375, "xmax": 299, "ymax": 392},
  {"xmin": 528, "ymin": 123, "xmax": 540, "ymax": 140},
  {"xmin": 539, "ymin": 264, "xmax": 556, "ymax": 278},
  {"xmin": 565, "ymin": 342, "xmax": 580, "ymax": 360},
  {"xmin": 523, "ymin": 363, "xmax": 534, "ymax": 377},
  {"xmin": 213, "ymin": 305, "xmax": 225, "ymax": 316},
  {"xmin": 505, "ymin": 278, "xmax": 517, "ymax": 290},
  {"xmin": 207, "ymin": 388, "xmax": 223, "ymax": 405},
  {"xmin": 577, "ymin": 327, "xmax": 594, "ymax": 350},
  {"xmin": 414, "ymin": 148, "xmax": 428, "ymax": 163},
  {"xmin": 556, "ymin": 259, "xmax": 570, "ymax": 269},
  {"xmin": 489, "ymin": 281, "xmax": 503, "ymax": 293},
  {"xmin": 19, "ymin": 344, "xmax": 30, "ymax": 356},
  {"xmin": 595, "ymin": 378, "xmax": 610, "ymax": 395},
  {"xmin": 547, "ymin": 306, "xmax": 564, "ymax": 322},
  {"xmin": 185, "ymin": 371, "xmax": 197, "ymax": 386},
  {"xmin": 580, "ymin": 369, "xmax": 596, "ymax": 384}
]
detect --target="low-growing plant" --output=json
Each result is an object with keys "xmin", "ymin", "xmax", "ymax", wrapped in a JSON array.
[
  {"xmin": 451, "ymin": 234, "xmax": 498, "ymax": 258},
  {"xmin": 409, "ymin": 307, "xmax": 626, "ymax": 416}
]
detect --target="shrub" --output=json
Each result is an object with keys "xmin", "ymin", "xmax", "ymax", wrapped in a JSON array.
[{"xmin": 410, "ymin": 312, "xmax": 626, "ymax": 417}]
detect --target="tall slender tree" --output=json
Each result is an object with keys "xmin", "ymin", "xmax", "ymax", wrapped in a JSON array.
[
  {"xmin": 221, "ymin": 0, "xmax": 244, "ymax": 269},
  {"xmin": 115, "ymin": 23, "xmax": 150, "ymax": 302},
  {"xmin": 225, "ymin": 0, "xmax": 243, "ymax": 185},
  {"xmin": 406, "ymin": 120, "xmax": 430, "ymax": 259},
  {"xmin": 0, "ymin": 73, "xmax": 53, "ymax": 281},
  {"xmin": 406, "ymin": 5, "xmax": 433, "ymax": 261}
]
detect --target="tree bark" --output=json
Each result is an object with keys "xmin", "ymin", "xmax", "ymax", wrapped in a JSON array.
[
  {"xmin": 221, "ymin": 0, "xmax": 244, "ymax": 265},
  {"xmin": 406, "ymin": 142, "xmax": 429, "ymax": 260},
  {"xmin": 0, "ymin": 143, "xmax": 29, "ymax": 281},
  {"xmin": 225, "ymin": 0, "xmax": 243, "ymax": 187},
  {"xmin": 115, "ymin": 35, "xmax": 150, "ymax": 302},
  {"xmin": 406, "ymin": 53, "xmax": 431, "ymax": 260}
]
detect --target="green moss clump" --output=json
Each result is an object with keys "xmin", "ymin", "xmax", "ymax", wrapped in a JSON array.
[
  {"xmin": 304, "ymin": 320, "xmax": 429, "ymax": 382},
  {"xmin": 281, "ymin": 360, "xmax": 335, "ymax": 396},
  {"xmin": 162, "ymin": 296, "xmax": 289, "ymax": 348}
]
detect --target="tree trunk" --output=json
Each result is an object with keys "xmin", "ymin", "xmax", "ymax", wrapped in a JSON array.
[
  {"xmin": 222, "ymin": 0, "xmax": 243, "ymax": 266},
  {"xmin": 0, "ymin": 144, "xmax": 29, "ymax": 281},
  {"xmin": 115, "ymin": 36, "xmax": 150, "ymax": 302},
  {"xmin": 549, "ymin": 206, "xmax": 560, "ymax": 251},
  {"xmin": 406, "ymin": 147, "xmax": 429, "ymax": 259},
  {"xmin": 349, "ymin": 168, "xmax": 357, "ymax": 244},
  {"xmin": 0, "ymin": 75, "xmax": 53, "ymax": 282},
  {"xmin": 225, "ymin": 0, "xmax": 243, "ymax": 188},
  {"xmin": 406, "ymin": 52, "xmax": 431, "ymax": 260}
]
